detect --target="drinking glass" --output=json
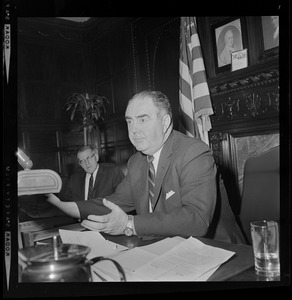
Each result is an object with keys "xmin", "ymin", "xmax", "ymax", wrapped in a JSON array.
[{"xmin": 250, "ymin": 220, "xmax": 280, "ymax": 279}]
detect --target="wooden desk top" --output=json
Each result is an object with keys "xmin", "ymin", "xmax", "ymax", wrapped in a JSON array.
[{"xmin": 198, "ymin": 238, "xmax": 254, "ymax": 281}]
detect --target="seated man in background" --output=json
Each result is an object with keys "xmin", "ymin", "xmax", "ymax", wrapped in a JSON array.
[
  {"xmin": 19, "ymin": 145, "xmax": 125, "ymax": 219},
  {"xmin": 61, "ymin": 145, "xmax": 125, "ymax": 202},
  {"xmin": 45, "ymin": 90, "xmax": 245, "ymax": 244}
]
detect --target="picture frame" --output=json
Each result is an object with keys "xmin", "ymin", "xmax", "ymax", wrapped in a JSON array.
[
  {"xmin": 211, "ymin": 17, "xmax": 247, "ymax": 74},
  {"xmin": 261, "ymin": 16, "xmax": 279, "ymax": 50},
  {"xmin": 259, "ymin": 16, "xmax": 279, "ymax": 62}
]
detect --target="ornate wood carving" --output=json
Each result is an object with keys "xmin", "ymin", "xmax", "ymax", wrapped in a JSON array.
[
  {"xmin": 209, "ymin": 67, "xmax": 279, "ymax": 96},
  {"xmin": 208, "ymin": 60, "xmax": 279, "ymax": 127},
  {"xmin": 211, "ymin": 85, "xmax": 279, "ymax": 123}
]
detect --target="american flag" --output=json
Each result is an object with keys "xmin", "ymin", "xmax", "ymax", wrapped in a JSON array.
[{"xmin": 179, "ymin": 17, "xmax": 214, "ymax": 145}]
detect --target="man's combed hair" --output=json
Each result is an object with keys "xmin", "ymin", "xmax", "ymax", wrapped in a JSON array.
[
  {"xmin": 129, "ymin": 90, "xmax": 173, "ymax": 120},
  {"xmin": 77, "ymin": 145, "xmax": 98, "ymax": 155}
]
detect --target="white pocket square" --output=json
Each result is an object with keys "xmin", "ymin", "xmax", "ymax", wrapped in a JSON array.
[{"xmin": 166, "ymin": 190, "xmax": 175, "ymax": 200}]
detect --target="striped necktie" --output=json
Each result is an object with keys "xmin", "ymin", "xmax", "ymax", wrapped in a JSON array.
[
  {"xmin": 147, "ymin": 155, "xmax": 155, "ymax": 211},
  {"xmin": 87, "ymin": 174, "xmax": 94, "ymax": 200}
]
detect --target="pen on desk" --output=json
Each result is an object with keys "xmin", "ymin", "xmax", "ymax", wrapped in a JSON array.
[{"xmin": 93, "ymin": 270, "xmax": 107, "ymax": 282}]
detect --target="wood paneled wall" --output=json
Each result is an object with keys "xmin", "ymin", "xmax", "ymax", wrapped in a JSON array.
[
  {"xmin": 131, "ymin": 17, "xmax": 181, "ymax": 130},
  {"xmin": 17, "ymin": 18, "xmax": 135, "ymax": 179}
]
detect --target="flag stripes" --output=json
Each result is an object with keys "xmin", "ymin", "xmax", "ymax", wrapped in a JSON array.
[
  {"xmin": 180, "ymin": 92, "xmax": 194, "ymax": 120},
  {"xmin": 179, "ymin": 109, "xmax": 196, "ymax": 137},
  {"xmin": 192, "ymin": 59, "xmax": 205, "ymax": 74},
  {"xmin": 179, "ymin": 17, "xmax": 214, "ymax": 144}
]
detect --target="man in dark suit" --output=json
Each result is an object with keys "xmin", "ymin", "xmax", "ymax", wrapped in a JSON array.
[
  {"xmin": 61, "ymin": 145, "xmax": 125, "ymax": 202},
  {"xmin": 46, "ymin": 90, "xmax": 245, "ymax": 243}
]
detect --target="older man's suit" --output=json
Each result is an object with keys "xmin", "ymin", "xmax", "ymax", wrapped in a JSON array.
[
  {"xmin": 76, "ymin": 130, "xmax": 245, "ymax": 244},
  {"xmin": 61, "ymin": 164, "xmax": 125, "ymax": 202}
]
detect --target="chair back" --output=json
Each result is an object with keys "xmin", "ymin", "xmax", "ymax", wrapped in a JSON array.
[{"xmin": 239, "ymin": 146, "xmax": 280, "ymax": 244}]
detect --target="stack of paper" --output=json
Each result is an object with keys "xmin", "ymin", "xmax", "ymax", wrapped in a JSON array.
[
  {"xmin": 59, "ymin": 230, "xmax": 235, "ymax": 282},
  {"xmin": 92, "ymin": 236, "xmax": 235, "ymax": 281}
]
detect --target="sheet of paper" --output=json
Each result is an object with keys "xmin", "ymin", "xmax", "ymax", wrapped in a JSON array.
[
  {"xmin": 92, "ymin": 236, "xmax": 186, "ymax": 281},
  {"xmin": 106, "ymin": 240, "xmax": 129, "ymax": 252},
  {"xmin": 195, "ymin": 265, "xmax": 220, "ymax": 281},
  {"xmin": 92, "ymin": 237, "xmax": 234, "ymax": 282},
  {"xmin": 59, "ymin": 229, "xmax": 128, "ymax": 259},
  {"xmin": 139, "ymin": 236, "xmax": 185, "ymax": 255},
  {"xmin": 92, "ymin": 247, "xmax": 157, "ymax": 281},
  {"xmin": 132, "ymin": 237, "xmax": 235, "ymax": 281}
]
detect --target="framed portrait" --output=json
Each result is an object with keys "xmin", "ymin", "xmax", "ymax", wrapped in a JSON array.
[
  {"xmin": 261, "ymin": 16, "xmax": 279, "ymax": 50},
  {"xmin": 211, "ymin": 17, "xmax": 247, "ymax": 74},
  {"xmin": 259, "ymin": 16, "xmax": 279, "ymax": 61}
]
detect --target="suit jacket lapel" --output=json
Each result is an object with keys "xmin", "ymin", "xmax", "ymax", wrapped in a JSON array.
[
  {"xmin": 152, "ymin": 132, "xmax": 174, "ymax": 210},
  {"xmin": 79, "ymin": 172, "xmax": 86, "ymax": 200}
]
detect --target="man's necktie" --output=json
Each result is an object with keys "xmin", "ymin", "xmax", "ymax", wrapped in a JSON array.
[
  {"xmin": 147, "ymin": 155, "xmax": 155, "ymax": 211},
  {"xmin": 87, "ymin": 174, "xmax": 94, "ymax": 200}
]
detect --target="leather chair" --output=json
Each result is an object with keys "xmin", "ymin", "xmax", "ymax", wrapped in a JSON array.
[{"xmin": 239, "ymin": 146, "xmax": 280, "ymax": 244}]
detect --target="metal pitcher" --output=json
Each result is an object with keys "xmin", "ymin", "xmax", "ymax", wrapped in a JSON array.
[{"xmin": 18, "ymin": 242, "xmax": 126, "ymax": 282}]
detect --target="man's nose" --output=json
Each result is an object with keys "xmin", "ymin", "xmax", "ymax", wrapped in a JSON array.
[
  {"xmin": 85, "ymin": 159, "xmax": 91, "ymax": 166},
  {"xmin": 129, "ymin": 122, "xmax": 139, "ymax": 133}
]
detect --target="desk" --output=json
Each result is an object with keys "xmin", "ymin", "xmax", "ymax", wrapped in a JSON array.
[
  {"xmin": 15, "ymin": 230, "xmax": 286, "ymax": 299},
  {"xmin": 102, "ymin": 233, "xmax": 256, "ymax": 281},
  {"xmin": 40, "ymin": 228, "xmax": 280, "ymax": 282}
]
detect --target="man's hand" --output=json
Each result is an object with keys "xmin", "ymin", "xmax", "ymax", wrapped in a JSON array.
[
  {"xmin": 81, "ymin": 198, "xmax": 128, "ymax": 235},
  {"xmin": 45, "ymin": 193, "xmax": 80, "ymax": 219},
  {"xmin": 45, "ymin": 193, "xmax": 61, "ymax": 205}
]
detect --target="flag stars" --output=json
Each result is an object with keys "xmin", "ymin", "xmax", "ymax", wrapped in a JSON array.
[{"xmin": 186, "ymin": 21, "xmax": 195, "ymax": 32}]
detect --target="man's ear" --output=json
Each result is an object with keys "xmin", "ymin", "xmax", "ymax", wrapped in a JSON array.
[
  {"xmin": 162, "ymin": 114, "xmax": 171, "ymax": 133},
  {"xmin": 94, "ymin": 152, "xmax": 99, "ymax": 161}
]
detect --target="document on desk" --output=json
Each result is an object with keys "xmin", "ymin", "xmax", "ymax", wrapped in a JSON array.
[
  {"xmin": 59, "ymin": 229, "xmax": 128, "ymax": 259},
  {"xmin": 92, "ymin": 237, "xmax": 235, "ymax": 281},
  {"xmin": 133, "ymin": 237, "xmax": 234, "ymax": 281}
]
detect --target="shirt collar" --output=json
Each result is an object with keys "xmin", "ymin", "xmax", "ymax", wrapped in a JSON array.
[
  {"xmin": 86, "ymin": 164, "xmax": 99, "ymax": 180},
  {"xmin": 151, "ymin": 146, "xmax": 163, "ymax": 173}
]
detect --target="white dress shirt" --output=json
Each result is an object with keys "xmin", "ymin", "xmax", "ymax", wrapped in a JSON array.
[{"xmin": 84, "ymin": 165, "xmax": 99, "ymax": 200}]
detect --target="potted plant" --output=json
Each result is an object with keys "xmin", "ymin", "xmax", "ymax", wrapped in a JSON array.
[{"xmin": 65, "ymin": 93, "xmax": 109, "ymax": 147}]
